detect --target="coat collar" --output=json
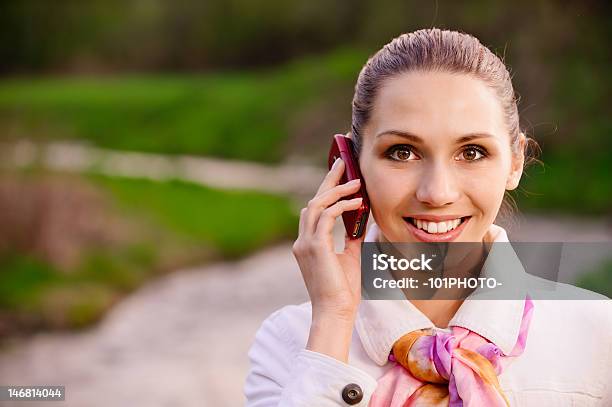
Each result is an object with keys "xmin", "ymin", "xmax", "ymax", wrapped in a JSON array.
[{"xmin": 355, "ymin": 221, "xmax": 529, "ymax": 366}]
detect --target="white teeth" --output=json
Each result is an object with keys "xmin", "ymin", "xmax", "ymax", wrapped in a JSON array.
[{"xmin": 409, "ymin": 217, "xmax": 464, "ymax": 234}]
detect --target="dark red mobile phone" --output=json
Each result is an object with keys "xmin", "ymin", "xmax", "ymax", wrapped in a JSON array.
[{"xmin": 328, "ymin": 134, "xmax": 370, "ymax": 239}]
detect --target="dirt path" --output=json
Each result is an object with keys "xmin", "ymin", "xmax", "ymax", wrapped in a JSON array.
[
  {"xmin": 0, "ymin": 242, "xmax": 308, "ymax": 407},
  {"xmin": 0, "ymin": 140, "xmax": 324, "ymax": 200}
]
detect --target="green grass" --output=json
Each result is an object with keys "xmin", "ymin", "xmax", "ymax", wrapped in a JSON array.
[
  {"xmin": 91, "ymin": 174, "xmax": 300, "ymax": 258},
  {"xmin": 515, "ymin": 149, "xmax": 611, "ymax": 215},
  {"xmin": 0, "ymin": 48, "xmax": 367, "ymax": 163},
  {"xmin": 0, "ymin": 253, "xmax": 141, "ymax": 328},
  {"xmin": 575, "ymin": 259, "xmax": 612, "ymax": 299},
  {"xmin": 0, "ymin": 173, "xmax": 299, "ymax": 333}
]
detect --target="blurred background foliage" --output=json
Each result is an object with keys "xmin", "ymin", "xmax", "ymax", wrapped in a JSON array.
[{"xmin": 0, "ymin": 0, "xmax": 610, "ymax": 336}]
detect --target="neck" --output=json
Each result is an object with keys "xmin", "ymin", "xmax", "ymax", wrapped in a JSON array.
[
  {"xmin": 376, "ymin": 226, "xmax": 489, "ymax": 329},
  {"xmin": 409, "ymin": 299, "xmax": 464, "ymax": 329}
]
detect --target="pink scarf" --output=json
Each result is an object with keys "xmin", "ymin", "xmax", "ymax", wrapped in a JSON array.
[{"xmin": 369, "ymin": 297, "xmax": 534, "ymax": 406}]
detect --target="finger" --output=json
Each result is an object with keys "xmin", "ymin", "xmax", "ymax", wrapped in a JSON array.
[
  {"xmin": 316, "ymin": 157, "xmax": 346, "ymax": 196},
  {"xmin": 298, "ymin": 207, "xmax": 307, "ymax": 236},
  {"xmin": 344, "ymin": 222, "xmax": 367, "ymax": 256},
  {"xmin": 318, "ymin": 177, "xmax": 361, "ymax": 205},
  {"xmin": 313, "ymin": 197, "xmax": 363, "ymax": 243},
  {"xmin": 302, "ymin": 179, "xmax": 361, "ymax": 236}
]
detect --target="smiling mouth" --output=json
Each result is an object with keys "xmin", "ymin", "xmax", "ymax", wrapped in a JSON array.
[{"xmin": 403, "ymin": 216, "xmax": 470, "ymax": 234}]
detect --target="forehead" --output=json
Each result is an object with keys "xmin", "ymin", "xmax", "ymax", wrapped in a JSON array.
[{"xmin": 366, "ymin": 71, "xmax": 507, "ymax": 142}]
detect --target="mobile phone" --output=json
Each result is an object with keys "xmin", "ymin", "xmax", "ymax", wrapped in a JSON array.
[{"xmin": 328, "ymin": 134, "xmax": 371, "ymax": 238}]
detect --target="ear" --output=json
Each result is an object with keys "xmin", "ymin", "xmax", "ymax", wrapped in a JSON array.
[{"xmin": 506, "ymin": 132, "xmax": 526, "ymax": 190}]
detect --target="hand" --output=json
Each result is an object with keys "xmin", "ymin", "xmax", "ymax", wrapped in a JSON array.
[{"xmin": 292, "ymin": 157, "xmax": 366, "ymax": 321}]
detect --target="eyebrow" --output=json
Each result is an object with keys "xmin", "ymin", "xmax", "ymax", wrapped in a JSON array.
[{"xmin": 376, "ymin": 130, "xmax": 495, "ymax": 144}]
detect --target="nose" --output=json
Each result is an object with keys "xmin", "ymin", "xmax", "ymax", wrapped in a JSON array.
[{"xmin": 415, "ymin": 162, "xmax": 461, "ymax": 207}]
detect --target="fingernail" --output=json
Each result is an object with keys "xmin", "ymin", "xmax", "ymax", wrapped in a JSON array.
[
  {"xmin": 349, "ymin": 178, "xmax": 361, "ymax": 185},
  {"xmin": 333, "ymin": 157, "xmax": 343, "ymax": 168}
]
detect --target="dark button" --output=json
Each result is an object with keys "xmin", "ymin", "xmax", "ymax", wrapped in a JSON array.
[{"xmin": 341, "ymin": 383, "xmax": 363, "ymax": 405}]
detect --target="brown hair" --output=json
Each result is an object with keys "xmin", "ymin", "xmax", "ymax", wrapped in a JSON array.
[{"xmin": 350, "ymin": 28, "xmax": 541, "ymax": 227}]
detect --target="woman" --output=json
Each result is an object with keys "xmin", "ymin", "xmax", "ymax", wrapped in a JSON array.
[{"xmin": 245, "ymin": 28, "xmax": 611, "ymax": 406}]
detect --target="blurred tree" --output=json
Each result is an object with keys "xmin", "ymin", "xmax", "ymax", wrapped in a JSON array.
[{"xmin": 0, "ymin": 0, "xmax": 609, "ymax": 77}]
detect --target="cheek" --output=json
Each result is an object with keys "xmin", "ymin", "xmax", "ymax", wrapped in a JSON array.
[
  {"xmin": 364, "ymin": 166, "xmax": 415, "ymax": 212},
  {"xmin": 458, "ymin": 167, "xmax": 507, "ymax": 217}
]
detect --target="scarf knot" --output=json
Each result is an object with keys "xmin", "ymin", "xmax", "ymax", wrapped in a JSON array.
[{"xmin": 370, "ymin": 297, "xmax": 533, "ymax": 407}]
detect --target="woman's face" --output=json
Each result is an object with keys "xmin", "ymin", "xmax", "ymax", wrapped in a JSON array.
[{"xmin": 358, "ymin": 71, "xmax": 525, "ymax": 243}]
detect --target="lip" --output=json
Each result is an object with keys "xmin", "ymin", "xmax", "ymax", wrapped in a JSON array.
[
  {"xmin": 403, "ymin": 216, "xmax": 471, "ymax": 242},
  {"xmin": 408, "ymin": 214, "xmax": 466, "ymax": 222}
]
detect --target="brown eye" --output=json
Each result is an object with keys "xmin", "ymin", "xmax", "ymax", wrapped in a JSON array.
[
  {"xmin": 386, "ymin": 145, "xmax": 417, "ymax": 161},
  {"xmin": 463, "ymin": 148, "xmax": 477, "ymax": 160},
  {"xmin": 395, "ymin": 148, "xmax": 411, "ymax": 161},
  {"xmin": 459, "ymin": 146, "xmax": 485, "ymax": 161}
]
